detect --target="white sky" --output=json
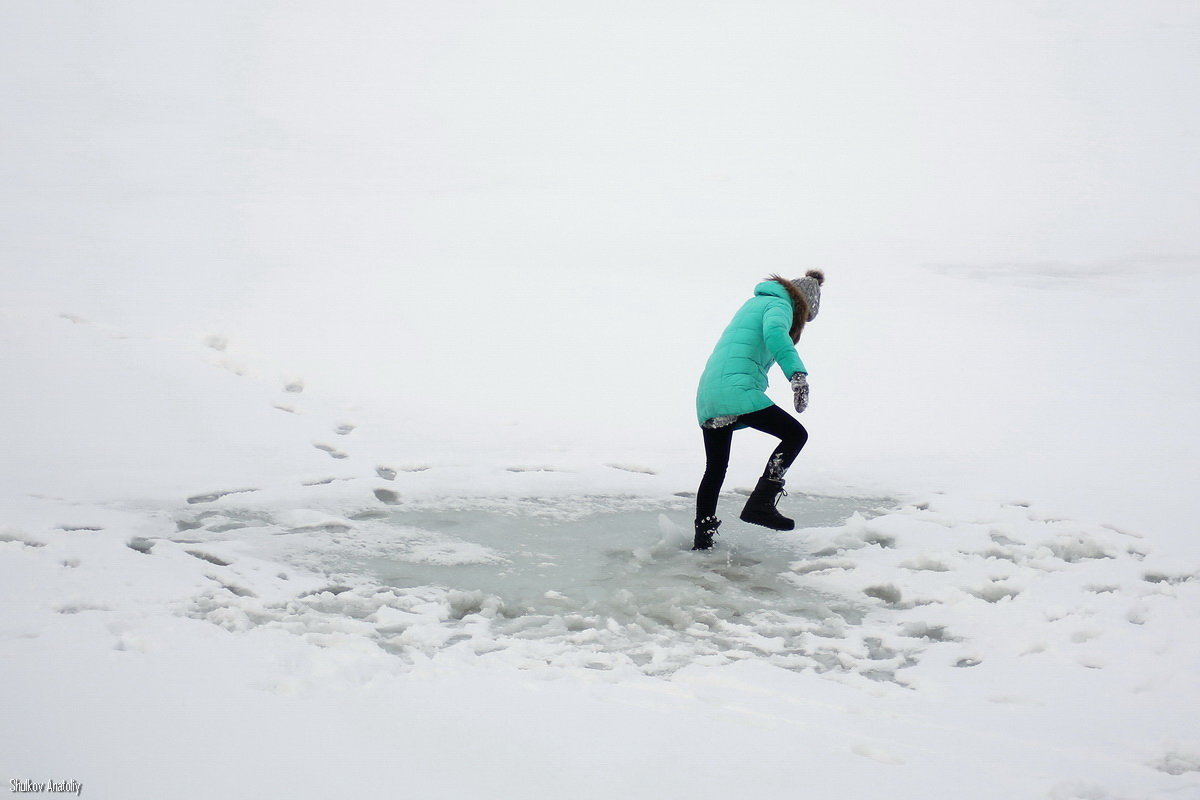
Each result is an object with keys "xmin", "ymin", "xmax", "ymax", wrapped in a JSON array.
[{"xmin": 2, "ymin": 0, "xmax": 1198, "ymax": 525}]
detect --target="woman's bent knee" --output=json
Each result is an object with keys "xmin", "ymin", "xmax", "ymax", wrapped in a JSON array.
[{"xmin": 787, "ymin": 421, "xmax": 809, "ymax": 450}]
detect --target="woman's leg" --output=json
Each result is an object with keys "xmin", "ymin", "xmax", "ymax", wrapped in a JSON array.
[
  {"xmin": 696, "ymin": 424, "xmax": 734, "ymax": 521},
  {"xmin": 738, "ymin": 404, "xmax": 809, "ymax": 481}
]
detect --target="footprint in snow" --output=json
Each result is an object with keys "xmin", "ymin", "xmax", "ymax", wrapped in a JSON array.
[
  {"xmin": 791, "ymin": 558, "xmax": 856, "ymax": 575},
  {"xmin": 282, "ymin": 376, "xmax": 305, "ymax": 393},
  {"xmin": 126, "ymin": 538, "xmax": 155, "ymax": 554},
  {"xmin": 200, "ymin": 334, "xmax": 250, "ymax": 374},
  {"xmin": 0, "ymin": 530, "xmax": 45, "ymax": 548},
  {"xmin": 968, "ymin": 583, "xmax": 1022, "ymax": 603},
  {"xmin": 285, "ymin": 519, "xmax": 354, "ymax": 534},
  {"xmin": 1143, "ymin": 570, "xmax": 1195, "ymax": 585},
  {"xmin": 0, "ymin": 527, "xmax": 45, "ymax": 546},
  {"xmin": 864, "ymin": 583, "xmax": 903, "ymax": 605},
  {"xmin": 861, "ymin": 531, "xmax": 896, "ymax": 548},
  {"xmin": 187, "ymin": 550, "xmax": 232, "ymax": 567},
  {"xmin": 978, "ymin": 546, "xmax": 1020, "ymax": 562},
  {"xmin": 899, "ymin": 555, "xmax": 952, "ymax": 572},
  {"xmin": 372, "ymin": 464, "xmax": 430, "ymax": 481},
  {"xmin": 990, "ymin": 531, "xmax": 1021, "ymax": 546},
  {"xmin": 373, "ymin": 488, "xmax": 401, "ymax": 505},
  {"xmin": 605, "ymin": 463, "xmax": 658, "ymax": 475},
  {"xmin": 299, "ymin": 585, "xmax": 354, "ymax": 597},
  {"xmin": 216, "ymin": 581, "xmax": 256, "ymax": 598},
  {"xmin": 900, "ymin": 622, "xmax": 958, "ymax": 642},
  {"xmin": 56, "ymin": 602, "xmax": 109, "ymax": 614},
  {"xmin": 334, "ymin": 423, "xmax": 356, "ymax": 436},
  {"xmin": 1126, "ymin": 605, "xmax": 1149, "ymax": 625},
  {"xmin": 186, "ymin": 487, "xmax": 258, "ymax": 505},
  {"xmin": 216, "ymin": 358, "xmax": 250, "ymax": 377},
  {"xmin": 192, "ymin": 509, "xmax": 273, "ymax": 531},
  {"xmin": 1045, "ymin": 534, "xmax": 1115, "ymax": 562},
  {"xmin": 313, "ymin": 442, "xmax": 348, "ymax": 459},
  {"xmin": 210, "ymin": 520, "xmax": 252, "ymax": 533}
]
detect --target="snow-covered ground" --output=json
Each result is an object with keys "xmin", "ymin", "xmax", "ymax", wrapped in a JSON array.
[{"xmin": 3, "ymin": 2, "xmax": 1200, "ymax": 798}]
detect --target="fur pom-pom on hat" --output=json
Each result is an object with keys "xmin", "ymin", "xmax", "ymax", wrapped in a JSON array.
[{"xmin": 791, "ymin": 269, "xmax": 823, "ymax": 321}]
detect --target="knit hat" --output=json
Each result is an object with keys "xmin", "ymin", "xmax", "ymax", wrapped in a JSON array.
[{"xmin": 791, "ymin": 269, "xmax": 824, "ymax": 321}]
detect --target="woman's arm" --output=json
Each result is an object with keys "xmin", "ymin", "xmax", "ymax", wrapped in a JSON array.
[{"xmin": 762, "ymin": 299, "xmax": 807, "ymax": 378}]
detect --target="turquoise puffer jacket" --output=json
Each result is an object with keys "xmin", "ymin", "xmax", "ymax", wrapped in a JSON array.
[{"xmin": 695, "ymin": 280, "xmax": 808, "ymax": 427}]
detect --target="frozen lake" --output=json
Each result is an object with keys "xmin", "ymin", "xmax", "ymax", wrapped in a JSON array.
[
  {"xmin": 180, "ymin": 493, "xmax": 901, "ymax": 677},
  {"xmin": 352, "ymin": 495, "xmax": 890, "ymax": 617}
]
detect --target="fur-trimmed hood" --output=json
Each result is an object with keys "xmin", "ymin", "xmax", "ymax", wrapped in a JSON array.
[{"xmin": 759, "ymin": 276, "xmax": 811, "ymax": 344}]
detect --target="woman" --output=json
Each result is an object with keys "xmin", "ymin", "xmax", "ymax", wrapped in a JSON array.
[{"xmin": 692, "ymin": 270, "xmax": 823, "ymax": 550}]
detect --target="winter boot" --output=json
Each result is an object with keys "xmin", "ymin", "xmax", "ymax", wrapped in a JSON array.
[
  {"xmin": 739, "ymin": 477, "xmax": 794, "ymax": 531},
  {"xmin": 693, "ymin": 516, "xmax": 721, "ymax": 551}
]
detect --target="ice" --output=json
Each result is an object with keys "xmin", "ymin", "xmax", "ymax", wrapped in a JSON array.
[
  {"xmin": 352, "ymin": 495, "xmax": 886, "ymax": 605},
  {"xmin": 181, "ymin": 494, "xmax": 895, "ymax": 676}
]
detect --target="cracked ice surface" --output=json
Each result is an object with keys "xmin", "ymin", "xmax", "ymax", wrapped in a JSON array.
[{"xmin": 184, "ymin": 496, "xmax": 893, "ymax": 678}]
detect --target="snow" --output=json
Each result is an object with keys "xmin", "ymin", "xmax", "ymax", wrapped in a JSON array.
[{"xmin": 3, "ymin": 1, "xmax": 1200, "ymax": 798}]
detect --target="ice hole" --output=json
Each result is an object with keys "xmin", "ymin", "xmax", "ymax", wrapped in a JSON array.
[{"xmin": 314, "ymin": 495, "xmax": 893, "ymax": 645}]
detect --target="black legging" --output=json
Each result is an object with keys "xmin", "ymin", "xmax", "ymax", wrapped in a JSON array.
[{"xmin": 696, "ymin": 404, "xmax": 809, "ymax": 521}]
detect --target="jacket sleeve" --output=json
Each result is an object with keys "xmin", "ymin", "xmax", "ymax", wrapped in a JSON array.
[{"xmin": 762, "ymin": 299, "xmax": 808, "ymax": 378}]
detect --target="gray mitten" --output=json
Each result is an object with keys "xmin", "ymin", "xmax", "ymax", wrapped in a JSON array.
[{"xmin": 791, "ymin": 372, "xmax": 809, "ymax": 413}]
